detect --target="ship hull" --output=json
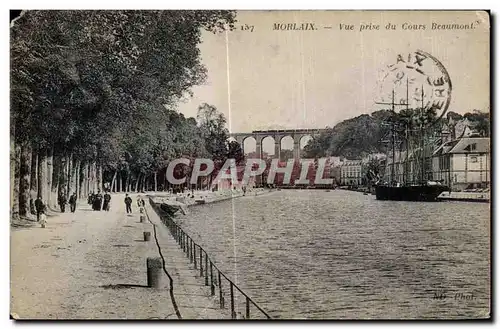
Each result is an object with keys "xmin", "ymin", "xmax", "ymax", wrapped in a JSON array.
[{"xmin": 375, "ymin": 185, "xmax": 450, "ymax": 202}]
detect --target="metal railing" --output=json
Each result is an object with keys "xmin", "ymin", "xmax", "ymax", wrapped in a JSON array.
[{"xmin": 149, "ymin": 198, "xmax": 272, "ymax": 320}]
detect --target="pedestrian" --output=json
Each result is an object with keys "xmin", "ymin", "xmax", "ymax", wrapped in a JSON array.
[
  {"xmin": 39, "ymin": 205, "xmax": 47, "ymax": 228},
  {"xmin": 58, "ymin": 193, "xmax": 67, "ymax": 213},
  {"xmin": 136, "ymin": 195, "xmax": 142, "ymax": 208},
  {"xmin": 69, "ymin": 192, "xmax": 77, "ymax": 213},
  {"xmin": 103, "ymin": 192, "xmax": 111, "ymax": 211},
  {"xmin": 93, "ymin": 190, "xmax": 103, "ymax": 211},
  {"xmin": 124, "ymin": 194, "xmax": 132, "ymax": 213},
  {"xmin": 34, "ymin": 196, "xmax": 45, "ymax": 222}
]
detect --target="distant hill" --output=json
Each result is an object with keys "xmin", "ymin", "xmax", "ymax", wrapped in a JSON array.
[{"xmin": 302, "ymin": 110, "xmax": 489, "ymax": 159}]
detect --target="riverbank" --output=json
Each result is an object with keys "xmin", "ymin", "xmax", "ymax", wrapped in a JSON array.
[
  {"xmin": 147, "ymin": 188, "xmax": 270, "ymax": 207},
  {"xmin": 10, "ymin": 195, "xmax": 230, "ymax": 319}
]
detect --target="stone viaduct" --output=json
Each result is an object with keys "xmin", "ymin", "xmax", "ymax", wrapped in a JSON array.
[{"xmin": 229, "ymin": 128, "xmax": 327, "ymax": 159}]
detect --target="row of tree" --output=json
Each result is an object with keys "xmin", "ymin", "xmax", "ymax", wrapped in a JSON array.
[{"xmin": 10, "ymin": 10, "xmax": 238, "ymax": 220}]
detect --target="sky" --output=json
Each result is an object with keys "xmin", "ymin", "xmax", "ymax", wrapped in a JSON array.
[{"xmin": 176, "ymin": 11, "xmax": 490, "ymax": 153}]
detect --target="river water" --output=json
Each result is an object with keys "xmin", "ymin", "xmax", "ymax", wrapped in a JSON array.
[{"xmin": 173, "ymin": 189, "xmax": 490, "ymax": 319}]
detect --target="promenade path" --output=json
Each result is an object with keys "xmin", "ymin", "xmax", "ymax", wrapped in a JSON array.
[{"xmin": 10, "ymin": 194, "xmax": 230, "ymax": 319}]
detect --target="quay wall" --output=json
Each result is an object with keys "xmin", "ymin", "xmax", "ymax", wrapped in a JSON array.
[{"xmin": 147, "ymin": 191, "xmax": 273, "ymax": 319}]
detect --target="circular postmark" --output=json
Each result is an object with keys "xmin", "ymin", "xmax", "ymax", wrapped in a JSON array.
[{"xmin": 376, "ymin": 50, "xmax": 452, "ymax": 123}]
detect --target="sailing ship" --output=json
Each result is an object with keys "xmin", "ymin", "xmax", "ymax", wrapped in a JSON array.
[{"xmin": 374, "ymin": 82, "xmax": 450, "ymax": 202}]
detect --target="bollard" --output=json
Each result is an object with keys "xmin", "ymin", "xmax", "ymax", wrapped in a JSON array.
[
  {"xmin": 143, "ymin": 231, "xmax": 151, "ymax": 241},
  {"xmin": 147, "ymin": 257, "xmax": 163, "ymax": 289},
  {"xmin": 140, "ymin": 215, "xmax": 146, "ymax": 223},
  {"xmin": 246, "ymin": 297, "xmax": 250, "ymax": 319}
]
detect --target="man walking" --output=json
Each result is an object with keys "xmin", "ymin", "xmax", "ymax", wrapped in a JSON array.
[
  {"xmin": 34, "ymin": 196, "xmax": 45, "ymax": 221},
  {"xmin": 103, "ymin": 192, "xmax": 111, "ymax": 211},
  {"xmin": 58, "ymin": 193, "xmax": 67, "ymax": 213},
  {"xmin": 124, "ymin": 194, "xmax": 132, "ymax": 213},
  {"xmin": 69, "ymin": 192, "xmax": 77, "ymax": 213},
  {"xmin": 94, "ymin": 190, "xmax": 103, "ymax": 211}
]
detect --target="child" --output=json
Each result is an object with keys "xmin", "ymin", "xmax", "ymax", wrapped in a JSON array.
[{"xmin": 39, "ymin": 206, "xmax": 47, "ymax": 228}]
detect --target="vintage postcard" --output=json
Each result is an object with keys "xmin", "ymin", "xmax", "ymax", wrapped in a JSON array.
[{"xmin": 10, "ymin": 10, "xmax": 490, "ymax": 320}]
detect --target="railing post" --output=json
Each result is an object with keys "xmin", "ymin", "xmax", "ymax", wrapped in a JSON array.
[
  {"xmin": 246, "ymin": 297, "xmax": 250, "ymax": 319},
  {"xmin": 210, "ymin": 261, "xmax": 215, "ymax": 296},
  {"xmin": 199, "ymin": 250, "xmax": 203, "ymax": 277},
  {"xmin": 204, "ymin": 251, "xmax": 209, "ymax": 286},
  {"xmin": 190, "ymin": 240, "xmax": 193, "ymax": 263},
  {"xmin": 218, "ymin": 271, "xmax": 224, "ymax": 309},
  {"xmin": 230, "ymin": 283, "xmax": 236, "ymax": 319},
  {"xmin": 193, "ymin": 244, "xmax": 197, "ymax": 269}
]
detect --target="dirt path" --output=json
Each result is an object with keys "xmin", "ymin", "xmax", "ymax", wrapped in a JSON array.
[{"xmin": 10, "ymin": 195, "xmax": 228, "ymax": 319}]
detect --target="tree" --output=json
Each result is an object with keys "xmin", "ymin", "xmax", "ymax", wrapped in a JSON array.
[
  {"xmin": 10, "ymin": 10, "xmax": 236, "ymax": 219},
  {"xmin": 196, "ymin": 103, "xmax": 230, "ymax": 178}
]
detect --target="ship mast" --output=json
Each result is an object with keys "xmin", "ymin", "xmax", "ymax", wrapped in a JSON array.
[
  {"xmin": 376, "ymin": 89, "xmax": 403, "ymax": 185},
  {"xmin": 391, "ymin": 90, "xmax": 396, "ymax": 184},
  {"xmin": 420, "ymin": 86, "xmax": 426, "ymax": 184},
  {"xmin": 405, "ymin": 77, "xmax": 410, "ymax": 184}
]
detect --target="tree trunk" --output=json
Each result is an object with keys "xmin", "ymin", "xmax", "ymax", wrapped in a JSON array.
[
  {"xmin": 117, "ymin": 172, "xmax": 121, "ymax": 193},
  {"xmin": 97, "ymin": 165, "xmax": 103, "ymax": 192},
  {"xmin": 37, "ymin": 149, "xmax": 48, "ymax": 201},
  {"xmin": 11, "ymin": 141, "xmax": 21, "ymax": 221},
  {"xmin": 125, "ymin": 171, "xmax": 130, "ymax": 192},
  {"xmin": 83, "ymin": 162, "xmax": 89, "ymax": 198},
  {"xmin": 46, "ymin": 147, "xmax": 54, "ymax": 207},
  {"xmin": 66, "ymin": 154, "xmax": 73, "ymax": 198},
  {"xmin": 154, "ymin": 171, "xmax": 158, "ymax": 192},
  {"xmin": 72, "ymin": 159, "xmax": 80, "ymax": 197},
  {"xmin": 19, "ymin": 142, "xmax": 32, "ymax": 218},
  {"xmin": 52, "ymin": 154, "xmax": 60, "ymax": 206},
  {"xmin": 78, "ymin": 162, "xmax": 85, "ymax": 199},
  {"xmin": 91, "ymin": 161, "xmax": 97, "ymax": 192},
  {"xmin": 134, "ymin": 173, "xmax": 141, "ymax": 192},
  {"xmin": 69, "ymin": 157, "xmax": 77, "ymax": 196},
  {"xmin": 85, "ymin": 162, "xmax": 90, "ymax": 196},
  {"xmin": 110, "ymin": 171, "xmax": 117, "ymax": 193},
  {"xmin": 30, "ymin": 149, "xmax": 38, "ymax": 201}
]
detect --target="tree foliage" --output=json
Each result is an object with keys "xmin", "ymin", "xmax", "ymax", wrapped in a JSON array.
[{"xmin": 10, "ymin": 10, "xmax": 237, "ymax": 201}]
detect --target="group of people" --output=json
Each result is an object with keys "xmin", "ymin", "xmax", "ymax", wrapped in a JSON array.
[
  {"xmin": 57, "ymin": 192, "xmax": 77, "ymax": 213},
  {"xmin": 88, "ymin": 191, "xmax": 112, "ymax": 211},
  {"xmin": 124, "ymin": 194, "xmax": 145, "ymax": 214},
  {"xmin": 29, "ymin": 192, "xmax": 143, "ymax": 227}
]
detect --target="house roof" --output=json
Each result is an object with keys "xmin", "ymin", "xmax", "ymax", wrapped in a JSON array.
[{"xmin": 447, "ymin": 137, "xmax": 489, "ymax": 154}]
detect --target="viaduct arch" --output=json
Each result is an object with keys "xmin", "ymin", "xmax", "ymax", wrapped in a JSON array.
[{"xmin": 229, "ymin": 128, "xmax": 327, "ymax": 159}]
